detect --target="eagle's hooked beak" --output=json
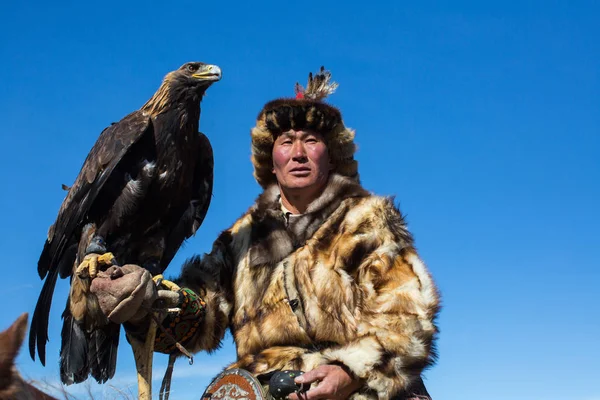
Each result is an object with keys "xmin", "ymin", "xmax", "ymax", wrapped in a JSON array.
[{"xmin": 192, "ymin": 64, "xmax": 222, "ymax": 81}]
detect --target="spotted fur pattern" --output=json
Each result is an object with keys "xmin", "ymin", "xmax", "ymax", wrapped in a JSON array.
[{"xmin": 176, "ymin": 175, "xmax": 440, "ymax": 399}]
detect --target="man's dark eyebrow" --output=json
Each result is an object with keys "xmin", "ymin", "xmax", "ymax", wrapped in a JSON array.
[
  {"xmin": 278, "ymin": 131, "xmax": 299, "ymax": 140},
  {"xmin": 278, "ymin": 130, "xmax": 318, "ymax": 141}
]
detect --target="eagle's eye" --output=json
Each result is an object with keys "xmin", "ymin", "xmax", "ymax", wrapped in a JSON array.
[{"xmin": 187, "ymin": 64, "xmax": 199, "ymax": 73}]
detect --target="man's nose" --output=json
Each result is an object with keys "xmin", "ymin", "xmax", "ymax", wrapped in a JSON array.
[{"xmin": 291, "ymin": 141, "xmax": 307, "ymax": 160}]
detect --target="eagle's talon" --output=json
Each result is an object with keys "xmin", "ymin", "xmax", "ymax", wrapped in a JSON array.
[
  {"xmin": 76, "ymin": 252, "xmax": 116, "ymax": 279},
  {"xmin": 152, "ymin": 275, "xmax": 181, "ymax": 292},
  {"xmin": 97, "ymin": 252, "xmax": 117, "ymax": 265}
]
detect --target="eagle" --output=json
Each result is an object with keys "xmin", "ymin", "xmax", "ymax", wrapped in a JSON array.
[{"xmin": 29, "ymin": 62, "xmax": 221, "ymax": 386}]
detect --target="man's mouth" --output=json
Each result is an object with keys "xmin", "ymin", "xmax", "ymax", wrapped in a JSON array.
[{"xmin": 289, "ymin": 167, "xmax": 311, "ymax": 176}]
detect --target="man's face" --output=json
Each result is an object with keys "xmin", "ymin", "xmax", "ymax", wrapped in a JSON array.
[{"xmin": 272, "ymin": 129, "xmax": 331, "ymax": 195}]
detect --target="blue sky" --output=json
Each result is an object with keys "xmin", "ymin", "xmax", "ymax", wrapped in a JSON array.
[{"xmin": 1, "ymin": 1, "xmax": 598, "ymax": 399}]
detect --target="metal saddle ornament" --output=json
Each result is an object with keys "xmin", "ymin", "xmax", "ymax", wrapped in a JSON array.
[
  {"xmin": 202, "ymin": 369, "xmax": 265, "ymax": 400},
  {"xmin": 201, "ymin": 369, "xmax": 306, "ymax": 400}
]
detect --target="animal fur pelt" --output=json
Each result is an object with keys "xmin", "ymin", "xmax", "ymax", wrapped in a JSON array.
[{"xmin": 171, "ymin": 174, "xmax": 440, "ymax": 400}]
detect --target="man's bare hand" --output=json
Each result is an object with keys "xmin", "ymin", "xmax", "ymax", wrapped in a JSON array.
[{"xmin": 288, "ymin": 364, "xmax": 362, "ymax": 400}]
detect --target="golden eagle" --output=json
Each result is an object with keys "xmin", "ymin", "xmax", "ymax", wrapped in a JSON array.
[{"xmin": 29, "ymin": 62, "xmax": 221, "ymax": 385}]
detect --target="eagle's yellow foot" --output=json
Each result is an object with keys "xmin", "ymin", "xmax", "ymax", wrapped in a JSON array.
[
  {"xmin": 76, "ymin": 252, "xmax": 116, "ymax": 279},
  {"xmin": 152, "ymin": 275, "xmax": 182, "ymax": 313},
  {"xmin": 152, "ymin": 275, "xmax": 181, "ymax": 292}
]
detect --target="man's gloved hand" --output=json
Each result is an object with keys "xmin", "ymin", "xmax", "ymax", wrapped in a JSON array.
[
  {"xmin": 89, "ymin": 264, "xmax": 162, "ymax": 324},
  {"xmin": 89, "ymin": 264, "xmax": 205, "ymax": 356}
]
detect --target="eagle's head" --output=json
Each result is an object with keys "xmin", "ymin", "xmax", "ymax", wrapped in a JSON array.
[
  {"xmin": 142, "ymin": 62, "xmax": 221, "ymax": 116},
  {"xmin": 169, "ymin": 62, "xmax": 222, "ymax": 89}
]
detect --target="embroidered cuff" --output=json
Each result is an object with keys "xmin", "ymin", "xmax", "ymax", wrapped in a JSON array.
[{"xmin": 154, "ymin": 288, "xmax": 206, "ymax": 354}]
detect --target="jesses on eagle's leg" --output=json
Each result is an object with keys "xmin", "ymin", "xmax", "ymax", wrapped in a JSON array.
[{"xmin": 87, "ymin": 236, "xmax": 107, "ymax": 255}]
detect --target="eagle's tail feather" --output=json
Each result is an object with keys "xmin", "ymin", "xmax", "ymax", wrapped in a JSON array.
[
  {"xmin": 59, "ymin": 305, "xmax": 89, "ymax": 385},
  {"xmin": 28, "ymin": 268, "xmax": 58, "ymax": 365},
  {"xmin": 89, "ymin": 323, "xmax": 120, "ymax": 384}
]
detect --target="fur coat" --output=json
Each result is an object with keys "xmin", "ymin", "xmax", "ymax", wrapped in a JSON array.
[{"xmin": 175, "ymin": 174, "xmax": 440, "ymax": 399}]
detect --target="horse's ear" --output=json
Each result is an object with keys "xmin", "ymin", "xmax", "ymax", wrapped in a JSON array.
[
  {"xmin": 0, "ymin": 313, "xmax": 29, "ymax": 372},
  {"xmin": 0, "ymin": 313, "xmax": 58, "ymax": 399}
]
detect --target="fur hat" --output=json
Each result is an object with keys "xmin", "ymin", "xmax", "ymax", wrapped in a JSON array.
[{"xmin": 251, "ymin": 67, "xmax": 359, "ymax": 188}]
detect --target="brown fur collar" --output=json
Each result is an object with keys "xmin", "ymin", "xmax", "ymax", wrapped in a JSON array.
[{"xmin": 246, "ymin": 174, "xmax": 369, "ymax": 268}]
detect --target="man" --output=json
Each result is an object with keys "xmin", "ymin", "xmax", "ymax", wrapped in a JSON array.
[{"xmin": 94, "ymin": 67, "xmax": 440, "ymax": 399}]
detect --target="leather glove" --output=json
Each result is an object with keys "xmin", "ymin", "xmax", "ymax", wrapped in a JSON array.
[{"xmin": 89, "ymin": 264, "xmax": 161, "ymax": 324}]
